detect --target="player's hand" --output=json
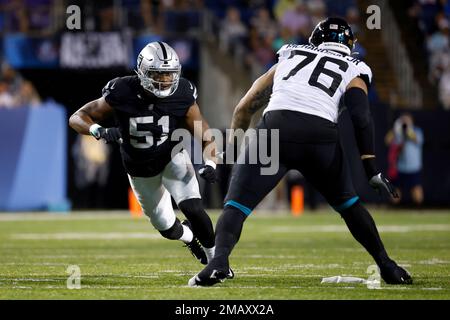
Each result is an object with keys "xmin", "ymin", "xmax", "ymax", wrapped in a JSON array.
[
  {"xmin": 198, "ymin": 164, "xmax": 216, "ymax": 184},
  {"xmin": 369, "ymin": 173, "xmax": 399, "ymax": 198},
  {"xmin": 91, "ymin": 125, "xmax": 122, "ymax": 144}
]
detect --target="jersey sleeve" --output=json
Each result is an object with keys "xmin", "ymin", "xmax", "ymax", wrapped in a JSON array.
[
  {"xmin": 178, "ymin": 78, "xmax": 197, "ymax": 107},
  {"xmin": 102, "ymin": 77, "xmax": 128, "ymax": 107},
  {"xmin": 356, "ymin": 61, "xmax": 373, "ymax": 88},
  {"xmin": 187, "ymin": 80, "xmax": 198, "ymax": 102}
]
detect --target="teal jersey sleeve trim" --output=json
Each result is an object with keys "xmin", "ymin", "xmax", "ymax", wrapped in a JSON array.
[
  {"xmin": 333, "ymin": 196, "xmax": 359, "ymax": 212},
  {"xmin": 225, "ymin": 200, "xmax": 252, "ymax": 216}
]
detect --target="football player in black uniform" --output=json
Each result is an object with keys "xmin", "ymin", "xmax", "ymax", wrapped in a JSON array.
[
  {"xmin": 69, "ymin": 42, "xmax": 218, "ymax": 265},
  {"xmin": 189, "ymin": 18, "xmax": 412, "ymax": 286}
]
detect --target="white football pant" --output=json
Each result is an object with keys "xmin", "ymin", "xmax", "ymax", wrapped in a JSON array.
[{"xmin": 128, "ymin": 150, "xmax": 201, "ymax": 231}]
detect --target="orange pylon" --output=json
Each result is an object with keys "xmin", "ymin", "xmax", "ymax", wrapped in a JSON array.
[
  {"xmin": 291, "ymin": 185, "xmax": 304, "ymax": 217},
  {"xmin": 128, "ymin": 188, "xmax": 143, "ymax": 218}
]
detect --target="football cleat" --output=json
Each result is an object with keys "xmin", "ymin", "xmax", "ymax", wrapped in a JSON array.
[
  {"xmin": 188, "ymin": 268, "xmax": 234, "ymax": 287},
  {"xmin": 182, "ymin": 220, "xmax": 208, "ymax": 265},
  {"xmin": 380, "ymin": 261, "xmax": 413, "ymax": 285},
  {"xmin": 187, "ymin": 258, "xmax": 234, "ymax": 287}
]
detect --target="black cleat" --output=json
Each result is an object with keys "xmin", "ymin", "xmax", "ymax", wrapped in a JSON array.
[
  {"xmin": 182, "ymin": 220, "xmax": 208, "ymax": 265},
  {"xmin": 188, "ymin": 269, "xmax": 229, "ymax": 287},
  {"xmin": 380, "ymin": 261, "xmax": 413, "ymax": 285},
  {"xmin": 188, "ymin": 257, "xmax": 234, "ymax": 287}
]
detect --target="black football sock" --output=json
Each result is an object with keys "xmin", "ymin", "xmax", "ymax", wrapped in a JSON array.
[
  {"xmin": 212, "ymin": 205, "xmax": 248, "ymax": 267},
  {"xmin": 178, "ymin": 198, "xmax": 215, "ymax": 248},
  {"xmin": 339, "ymin": 201, "xmax": 393, "ymax": 267},
  {"xmin": 159, "ymin": 218, "xmax": 184, "ymax": 240}
]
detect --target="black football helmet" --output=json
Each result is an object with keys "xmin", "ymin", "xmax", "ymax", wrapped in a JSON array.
[{"xmin": 309, "ymin": 17, "xmax": 355, "ymax": 55}]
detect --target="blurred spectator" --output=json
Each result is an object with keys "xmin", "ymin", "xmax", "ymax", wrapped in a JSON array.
[
  {"xmin": 418, "ymin": 0, "xmax": 441, "ymax": 35},
  {"xmin": 427, "ymin": 16, "xmax": 450, "ymax": 83},
  {"xmin": 273, "ymin": 0, "xmax": 297, "ymax": 22},
  {"xmin": 438, "ymin": 67, "xmax": 450, "ymax": 108},
  {"xmin": 307, "ymin": 0, "xmax": 326, "ymax": 28},
  {"xmin": 385, "ymin": 114, "xmax": 424, "ymax": 206},
  {"xmin": 0, "ymin": 79, "xmax": 15, "ymax": 108},
  {"xmin": 250, "ymin": 7, "xmax": 278, "ymax": 39},
  {"xmin": 248, "ymin": 28, "xmax": 276, "ymax": 71},
  {"xmin": 279, "ymin": 0, "xmax": 311, "ymax": 37},
  {"xmin": 139, "ymin": 0, "xmax": 161, "ymax": 34},
  {"xmin": 0, "ymin": 0, "xmax": 29, "ymax": 33},
  {"xmin": 0, "ymin": 63, "xmax": 41, "ymax": 108},
  {"xmin": 426, "ymin": 14, "xmax": 449, "ymax": 53},
  {"xmin": 26, "ymin": 0, "xmax": 54, "ymax": 34},
  {"xmin": 219, "ymin": 7, "xmax": 248, "ymax": 54},
  {"xmin": 346, "ymin": 6, "xmax": 361, "ymax": 36},
  {"xmin": 272, "ymin": 26, "xmax": 298, "ymax": 52}
]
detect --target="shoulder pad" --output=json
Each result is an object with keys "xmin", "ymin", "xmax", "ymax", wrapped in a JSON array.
[
  {"xmin": 102, "ymin": 76, "xmax": 133, "ymax": 107},
  {"xmin": 346, "ymin": 58, "xmax": 373, "ymax": 87}
]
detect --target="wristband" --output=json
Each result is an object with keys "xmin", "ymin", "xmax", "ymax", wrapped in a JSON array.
[
  {"xmin": 89, "ymin": 124, "xmax": 102, "ymax": 139},
  {"xmin": 205, "ymin": 159, "xmax": 217, "ymax": 170}
]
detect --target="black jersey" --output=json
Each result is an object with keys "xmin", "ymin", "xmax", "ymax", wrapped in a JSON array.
[{"xmin": 102, "ymin": 75, "xmax": 197, "ymax": 177}]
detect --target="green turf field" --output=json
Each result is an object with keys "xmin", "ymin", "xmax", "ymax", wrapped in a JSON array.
[{"xmin": 0, "ymin": 209, "xmax": 449, "ymax": 299}]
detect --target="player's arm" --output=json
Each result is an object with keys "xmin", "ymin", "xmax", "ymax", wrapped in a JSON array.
[
  {"xmin": 230, "ymin": 64, "xmax": 277, "ymax": 136},
  {"xmin": 344, "ymin": 78, "xmax": 398, "ymax": 198},
  {"xmin": 69, "ymin": 97, "xmax": 121, "ymax": 143},
  {"xmin": 184, "ymin": 102, "xmax": 218, "ymax": 183}
]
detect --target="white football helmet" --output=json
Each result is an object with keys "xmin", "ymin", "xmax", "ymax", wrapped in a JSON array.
[{"xmin": 136, "ymin": 41, "xmax": 181, "ymax": 98}]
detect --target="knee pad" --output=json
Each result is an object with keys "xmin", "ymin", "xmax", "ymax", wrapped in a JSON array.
[{"xmin": 159, "ymin": 218, "xmax": 183, "ymax": 240}]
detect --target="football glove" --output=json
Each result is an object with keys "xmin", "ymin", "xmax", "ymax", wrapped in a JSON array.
[
  {"xmin": 369, "ymin": 173, "xmax": 399, "ymax": 198},
  {"xmin": 90, "ymin": 124, "xmax": 122, "ymax": 144},
  {"xmin": 198, "ymin": 161, "xmax": 217, "ymax": 184}
]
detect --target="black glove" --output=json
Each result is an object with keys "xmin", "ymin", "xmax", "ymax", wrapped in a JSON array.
[
  {"xmin": 92, "ymin": 126, "xmax": 122, "ymax": 144},
  {"xmin": 198, "ymin": 163, "xmax": 216, "ymax": 183},
  {"xmin": 99, "ymin": 127, "xmax": 122, "ymax": 144},
  {"xmin": 369, "ymin": 173, "xmax": 399, "ymax": 198}
]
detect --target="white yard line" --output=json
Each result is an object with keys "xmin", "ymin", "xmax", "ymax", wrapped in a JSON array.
[
  {"xmin": 10, "ymin": 232, "xmax": 161, "ymax": 240},
  {"xmin": 270, "ymin": 224, "xmax": 450, "ymax": 233},
  {"xmin": 0, "ymin": 212, "xmax": 132, "ymax": 221}
]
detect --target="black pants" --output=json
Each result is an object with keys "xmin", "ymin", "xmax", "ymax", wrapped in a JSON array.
[{"xmin": 225, "ymin": 110, "xmax": 357, "ymax": 212}]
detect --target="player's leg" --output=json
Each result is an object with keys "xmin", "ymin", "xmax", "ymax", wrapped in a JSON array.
[
  {"xmin": 128, "ymin": 174, "xmax": 194, "ymax": 244},
  {"xmin": 190, "ymin": 130, "xmax": 287, "ymax": 286},
  {"xmin": 411, "ymin": 185, "xmax": 424, "ymax": 205},
  {"xmin": 162, "ymin": 149, "xmax": 214, "ymax": 263},
  {"xmin": 407, "ymin": 172, "xmax": 424, "ymax": 206},
  {"xmin": 298, "ymin": 142, "xmax": 412, "ymax": 284}
]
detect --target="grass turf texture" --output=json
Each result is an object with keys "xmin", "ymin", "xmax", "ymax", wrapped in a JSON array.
[{"xmin": 0, "ymin": 209, "xmax": 449, "ymax": 300}]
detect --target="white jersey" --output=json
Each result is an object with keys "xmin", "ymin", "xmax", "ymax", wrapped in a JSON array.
[{"xmin": 264, "ymin": 44, "xmax": 372, "ymax": 123}]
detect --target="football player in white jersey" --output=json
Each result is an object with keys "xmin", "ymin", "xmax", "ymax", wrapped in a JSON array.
[{"xmin": 190, "ymin": 17, "xmax": 412, "ymax": 286}]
